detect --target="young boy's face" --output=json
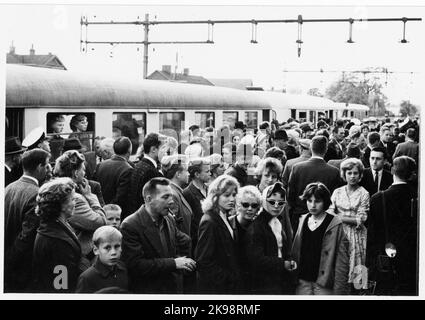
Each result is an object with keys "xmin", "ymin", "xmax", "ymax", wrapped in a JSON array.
[
  {"xmin": 106, "ymin": 210, "xmax": 121, "ymax": 229},
  {"xmin": 94, "ymin": 236, "xmax": 122, "ymax": 267}
]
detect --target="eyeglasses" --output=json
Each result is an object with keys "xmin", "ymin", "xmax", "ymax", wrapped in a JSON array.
[
  {"xmin": 267, "ymin": 200, "xmax": 286, "ymax": 207},
  {"xmin": 241, "ymin": 202, "xmax": 259, "ymax": 209}
]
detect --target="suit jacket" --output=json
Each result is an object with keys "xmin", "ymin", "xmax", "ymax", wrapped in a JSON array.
[
  {"xmin": 129, "ymin": 157, "xmax": 163, "ymax": 214},
  {"xmin": 4, "ymin": 165, "xmax": 23, "ymax": 187},
  {"xmin": 327, "ymin": 157, "xmax": 347, "ymax": 171},
  {"xmin": 4, "ymin": 176, "xmax": 39, "ymax": 292},
  {"xmin": 120, "ymin": 206, "xmax": 191, "ymax": 293},
  {"xmin": 195, "ymin": 209, "xmax": 242, "ymax": 294},
  {"xmin": 183, "ymin": 181, "xmax": 207, "ymax": 252},
  {"xmin": 366, "ymin": 184, "xmax": 418, "ymax": 295},
  {"xmin": 393, "ymin": 140, "xmax": 419, "ymax": 164},
  {"xmin": 170, "ymin": 181, "xmax": 193, "ymax": 237},
  {"xmin": 359, "ymin": 168, "xmax": 393, "ymax": 197},
  {"xmin": 287, "ymin": 157, "xmax": 343, "ymax": 217},
  {"xmin": 32, "ymin": 219, "xmax": 82, "ymax": 293},
  {"xmin": 362, "ymin": 146, "xmax": 372, "ymax": 168},
  {"xmin": 282, "ymin": 154, "xmax": 311, "ymax": 189},
  {"xmin": 94, "ymin": 155, "xmax": 134, "ymax": 218},
  {"xmin": 325, "ymin": 138, "xmax": 344, "ymax": 162}
]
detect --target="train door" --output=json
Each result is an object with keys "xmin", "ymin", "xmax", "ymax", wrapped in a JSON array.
[
  {"xmin": 5, "ymin": 108, "xmax": 24, "ymax": 140},
  {"xmin": 113, "ymin": 112, "xmax": 146, "ymax": 155}
]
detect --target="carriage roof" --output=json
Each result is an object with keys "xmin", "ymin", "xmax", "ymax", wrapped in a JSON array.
[
  {"xmin": 6, "ymin": 65, "xmax": 271, "ymax": 110},
  {"xmin": 333, "ymin": 102, "xmax": 370, "ymax": 111}
]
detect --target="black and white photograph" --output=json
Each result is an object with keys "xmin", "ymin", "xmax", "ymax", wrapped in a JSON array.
[{"xmin": 0, "ymin": 0, "xmax": 423, "ymax": 301}]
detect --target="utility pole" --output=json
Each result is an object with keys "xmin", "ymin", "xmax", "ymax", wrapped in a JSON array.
[{"xmin": 80, "ymin": 15, "xmax": 421, "ymax": 79}]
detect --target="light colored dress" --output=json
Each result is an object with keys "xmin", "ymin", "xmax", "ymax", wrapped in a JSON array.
[{"xmin": 328, "ymin": 185, "xmax": 369, "ymax": 285}]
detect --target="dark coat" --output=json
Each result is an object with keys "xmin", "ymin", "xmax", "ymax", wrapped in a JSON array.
[
  {"xmin": 94, "ymin": 155, "xmax": 134, "ymax": 218},
  {"xmin": 170, "ymin": 181, "xmax": 193, "ymax": 237},
  {"xmin": 182, "ymin": 181, "xmax": 206, "ymax": 252},
  {"xmin": 4, "ymin": 176, "xmax": 39, "ymax": 292},
  {"xmin": 32, "ymin": 219, "xmax": 82, "ymax": 293},
  {"xmin": 366, "ymin": 184, "xmax": 418, "ymax": 295},
  {"xmin": 244, "ymin": 208, "xmax": 294, "ymax": 294},
  {"xmin": 325, "ymin": 138, "xmax": 344, "ymax": 162},
  {"xmin": 225, "ymin": 164, "xmax": 249, "ymax": 187},
  {"xmin": 362, "ymin": 146, "xmax": 372, "ymax": 168},
  {"xmin": 88, "ymin": 179, "xmax": 105, "ymax": 207},
  {"xmin": 287, "ymin": 157, "xmax": 342, "ymax": 223},
  {"xmin": 392, "ymin": 140, "xmax": 419, "ymax": 164},
  {"xmin": 195, "ymin": 209, "xmax": 242, "ymax": 294},
  {"xmin": 4, "ymin": 165, "xmax": 23, "ymax": 187},
  {"xmin": 359, "ymin": 168, "xmax": 393, "ymax": 197},
  {"xmin": 327, "ymin": 157, "xmax": 347, "ymax": 171},
  {"xmin": 128, "ymin": 157, "xmax": 163, "ymax": 214},
  {"xmin": 75, "ymin": 258, "xmax": 128, "ymax": 293},
  {"xmin": 282, "ymin": 154, "xmax": 311, "ymax": 189},
  {"xmin": 283, "ymin": 145, "xmax": 299, "ymax": 160},
  {"xmin": 120, "ymin": 206, "xmax": 191, "ymax": 294}
]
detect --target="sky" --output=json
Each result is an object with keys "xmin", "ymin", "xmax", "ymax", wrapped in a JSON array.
[{"xmin": 1, "ymin": 1, "xmax": 424, "ymax": 109}]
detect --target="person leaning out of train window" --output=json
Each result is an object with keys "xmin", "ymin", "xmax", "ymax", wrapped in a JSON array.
[
  {"xmin": 245, "ymin": 182, "xmax": 296, "ymax": 294},
  {"xmin": 69, "ymin": 114, "xmax": 91, "ymax": 153},
  {"xmin": 53, "ymin": 150, "xmax": 107, "ymax": 266},
  {"xmin": 255, "ymin": 157, "xmax": 283, "ymax": 193},
  {"xmin": 225, "ymin": 143, "xmax": 255, "ymax": 188},
  {"xmin": 291, "ymin": 182, "xmax": 350, "ymax": 295},
  {"xmin": 32, "ymin": 178, "xmax": 84, "ymax": 293}
]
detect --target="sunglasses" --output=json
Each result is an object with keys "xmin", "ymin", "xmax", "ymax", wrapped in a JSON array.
[
  {"xmin": 241, "ymin": 202, "xmax": 259, "ymax": 209},
  {"xmin": 267, "ymin": 200, "xmax": 286, "ymax": 207}
]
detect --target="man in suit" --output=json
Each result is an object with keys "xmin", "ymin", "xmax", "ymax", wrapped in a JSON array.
[
  {"xmin": 360, "ymin": 147, "xmax": 393, "ymax": 197},
  {"xmin": 183, "ymin": 157, "xmax": 211, "ymax": 253},
  {"xmin": 362, "ymin": 132, "xmax": 381, "ymax": 168},
  {"xmin": 380, "ymin": 125, "xmax": 397, "ymax": 165},
  {"xmin": 393, "ymin": 128, "xmax": 418, "ymax": 165},
  {"xmin": 121, "ymin": 177, "xmax": 195, "ymax": 294},
  {"xmin": 281, "ymin": 138, "xmax": 311, "ymax": 189},
  {"xmin": 328, "ymin": 142, "xmax": 361, "ymax": 170},
  {"xmin": 367, "ymin": 156, "xmax": 418, "ymax": 295},
  {"xmin": 273, "ymin": 128, "xmax": 298, "ymax": 160},
  {"xmin": 94, "ymin": 137, "xmax": 134, "ymax": 219},
  {"xmin": 4, "ymin": 148, "xmax": 52, "ymax": 292},
  {"xmin": 287, "ymin": 135, "xmax": 342, "ymax": 232},
  {"xmin": 129, "ymin": 133, "xmax": 164, "ymax": 214},
  {"xmin": 325, "ymin": 126, "xmax": 346, "ymax": 162},
  {"xmin": 5, "ymin": 137, "xmax": 26, "ymax": 187}
]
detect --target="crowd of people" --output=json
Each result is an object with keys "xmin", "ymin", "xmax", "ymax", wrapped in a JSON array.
[{"xmin": 4, "ymin": 114, "xmax": 419, "ymax": 295}]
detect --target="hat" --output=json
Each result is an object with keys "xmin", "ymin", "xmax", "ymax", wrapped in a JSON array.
[
  {"xmin": 262, "ymin": 182, "xmax": 287, "ymax": 208},
  {"xmin": 317, "ymin": 120, "xmax": 328, "ymax": 129},
  {"xmin": 5, "ymin": 136, "xmax": 27, "ymax": 155},
  {"xmin": 22, "ymin": 127, "xmax": 47, "ymax": 149},
  {"xmin": 300, "ymin": 122, "xmax": 313, "ymax": 132},
  {"xmin": 299, "ymin": 139, "xmax": 311, "ymax": 150},
  {"xmin": 274, "ymin": 129, "xmax": 288, "ymax": 141},
  {"xmin": 63, "ymin": 138, "xmax": 84, "ymax": 152}
]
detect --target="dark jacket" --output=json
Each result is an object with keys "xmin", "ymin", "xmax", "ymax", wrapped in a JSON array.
[
  {"xmin": 225, "ymin": 164, "xmax": 249, "ymax": 187},
  {"xmin": 32, "ymin": 219, "xmax": 83, "ymax": 293},
  {"xmin": 282, "ymin": 154, "xmax": 311, "ymax": 189},
  {"xmin": 88, "ymin": 179, "xmax": 105, "ymax": 207},
  {"xmin": 120, "ymin": 206, "xmax": 191, "ymax": 294},
  {"xmin": 359, "ymin": 168, "xmax": 393, "ymax": 198},
  {"xmin": 4, "ymin": 176, "xmax": 40, "ymax": 292},
  {"xmin": 94, "ymin": 155, "xmax": 134, "ymax": 218},
  {"xmin": 366, "ymin": 184, "xmax": 418, "ymax": 295},
  {"xmin": 4, "ymin": 165, "xmax": 23, "ymax": 187},
  {"xmin": 182, "ymin": 181, "xmax": 207, "ymax": 252},
  {"xmin": 170, "ymin": 181, "xmax": 193, "ymax": 237},
  {"xmin": 245, "ymin": 207, "xmax": 294, "ymax": 294},
  {"xmin": 392, "ymin": 140, "xmax": 419, "ymax": 165},
  {"xmin": 291, "ymin": 214, "xmax": 350, "ymax": 295},
  {"xmin": 129, "ymin": 157, "xmax": 163, "ymax": 214},
  {"xmin": 283, "ymin": 145, "xmax": 299, "ymax": 160},
  {"xmin": 325, "ymin": 138, "xmax": 344, "ymax": 162},
  {"xmin": 75, "ymin": 258, "xmax": 128, "ymax": 293},
  {"xmin": 195, "ymin": 209, "xmax": 242, "ymax": 294}
]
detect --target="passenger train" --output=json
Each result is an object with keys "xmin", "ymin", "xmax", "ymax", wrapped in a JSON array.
[{"xmin": 5, "ymin": 64, "xmax": 369, "ymax": 159}]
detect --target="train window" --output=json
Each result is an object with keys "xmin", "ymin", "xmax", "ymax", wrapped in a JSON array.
[
  {"xmin": 223, "ymin": 112, "xmax": 238, "ymax": 129},
  {"xmin": 196, "ymin": 112, "xmax": 215, "ymax": 129},
  {"xmin": 244, "ymin": 111, "xmax": 258, "ymax": 129},
  {"xmin": 262, "ymin": 109, "xmax": 270, "ymax": 122},
  {"xmin": 46, "ymin": 112, "xmax": 95, "ymax": 159},
  {"xmin": 351, "ymin": 111, "xmax": 354, "ymax": 117},
  {"xmin": 113, "ymin": 113, "xmax": 146, "ymax": 155},
  {"xmin": 160, "ymin": 112, "xmax": 185, "ymax": 140},
  {"xmin": 291, "ymin": 109, "xmax": 296, "ymax": 119},
  {"xmin": 299, "ymin": 112, "xmax": 307, "ymax": 123}
]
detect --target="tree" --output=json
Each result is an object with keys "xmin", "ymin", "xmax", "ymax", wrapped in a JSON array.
[
  {"xmin": 399, "ymin": 100, "xmax": 418, "ymax": 117},
  {"xmin": 325, "ymin": 70, "xmax": 388, "ymax": 116},
  {"xmin": 307, "ymin": 88, "xmax": 324, "ymax": 97}
]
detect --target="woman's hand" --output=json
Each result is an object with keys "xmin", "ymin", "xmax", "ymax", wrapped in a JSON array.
[{"xmin": 78, "ymin": 178, "xmax": 92, "ymax": 196}]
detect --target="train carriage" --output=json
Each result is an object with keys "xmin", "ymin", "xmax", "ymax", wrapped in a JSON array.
[{"xmin": 333, "ymin": 102, "xmax": 370, "ymax": 122}]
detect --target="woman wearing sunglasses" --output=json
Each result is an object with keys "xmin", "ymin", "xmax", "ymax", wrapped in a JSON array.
[{"xmin": 245, "ymin": 182, "xmax": 296, "ymax": 294}]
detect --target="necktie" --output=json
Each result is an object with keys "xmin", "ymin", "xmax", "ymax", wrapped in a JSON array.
[{"xmin": 374, "ymin": 170, "xmax": 379, "ymax": 191}]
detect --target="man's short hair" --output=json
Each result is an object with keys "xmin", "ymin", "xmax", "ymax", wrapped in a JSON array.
[
  {"xmin": 103, "ymin": 204, "xmax": 122, "ymax": 214},
  {"xmin": 142, "ymin": 177, "xmax": 170, "ymax": 200},
  {"xmin": 311, "ymin": 135, "xmax": 328, "ymax": 156},
  {"xmin": 188, "ymin": 157, "xmax": 210, "ymax": 179},
  {"xmin": 370, "ymin": 147, "xmax": 386, "ymax": 158},
  {"xmin": 367, "ymin": 132, "xmax": 381, "ymax": 145},
  {"xmin": 92, "ymin": 226, "xmax": 122, "ymax": 247},
  {"xmin": 143, "ymin": 133, "xmax": 161, "ymax": 154},
  {"xmin": 189, "ymin": 125, "xmax": 200, "ymax": 132},
  {"xmin": 21, "ymin": 148, "xmax": 50, "ymax": 172},
  {"xmin": 346, "ymin": 143, "xmax": 361, "ymax": 159},
  {"xmin": 392, "ymin": 156, "xmax": 416, "ymax": 181},
  {"xmin": 273, "ymin": 129, "xmax": 288, "ymax": 141},
  {"xmin": 259, "ymin": 121, "xmax": 270, "ymax": 130},
  {"xmin": 406, "ymin": 128, "xmax": 416, "ymax": 140},
  {"xmin": 113, "ymin": 136, "xmax": 132, "ymax": 155}
]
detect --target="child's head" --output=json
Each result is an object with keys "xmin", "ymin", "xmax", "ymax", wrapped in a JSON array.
[
  {"xmin": 103, "ymin": 204, "xmax": 122, "ymax": 229},
  {"xmin": 299, "ymin": 182, "xmax": 331, "ymax": 215},
  {"xmin": 93, "ymin": 226, "xmax": 123, "ymax": 267}
]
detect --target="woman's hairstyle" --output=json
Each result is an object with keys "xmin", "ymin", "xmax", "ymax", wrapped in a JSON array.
[
  {"xmin": 70, "ymin": 114, "xmax": 87, "ymax": 132},
  {"xmin": 264, "ymin": 146, "xmax": 285, "ymax": 160},
  {"xmin": 340, "ymin": 157, "xmax": 364, "ymax": 182},
  {"xmin": 161, "ymin": 154, "xmax": 188, "ymax": 180},
  {"xmin": 36, "ymin": 177, "xmax": 76, "ymax": 222},
  {"xmin": 255, "ymin": 157, "xmax": 283, "ymax": 176},
  {"xmin": 236, "ymin": 185, "xmax": 262, "ymax": 205},
  {"xmin": 202, "ymin": 175, "xmax": 239, "ymax": 213},
  {"xmin": 299, "ymin": 182, "xmax": 332, "ymax": 211},
  {"xmin": 53, "ymin": 150, "xmax": 85, "ymax": 178}
]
